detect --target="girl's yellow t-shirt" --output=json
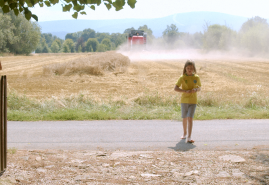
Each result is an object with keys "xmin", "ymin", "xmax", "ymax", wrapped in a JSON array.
[{"xmin": 176, "ymin": 74, "xmax": 201, "ymax": 104}]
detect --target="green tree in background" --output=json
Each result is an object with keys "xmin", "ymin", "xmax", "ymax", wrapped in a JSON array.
[
  {"xmin": 101, "ymin": 38, "xmax": 112, "ymax": 51},
  {"xmin": 239, "ymin": 16, "xmax": 269, "ymax": 55},
  {"xmin": 0, "ymin": 0, "xmax": 137, "ymax": 21},
  {"xmin": 124, "ymin": 27, "xmax": 135, "ymax": 33},
  {"xmin": 0, "ymin": 11, "xmax": 41, "ymax": 55},
  {"xmin": 0, "ymin": 13, "xmax": 15, "ymax": 52},
  {"xmin": 86, "ymin": 38, "xmax": 99, "ymax": 52},
  {"xmin": 203, "ymin": 24, "xmax": 236, "ymax": 51},
  {"xmin": 96, "ymin": 32, "xmax": 110, "ymax": 43},
  {"xmin": 63, "ymin": 44, "xmax": 71, "ymax": 53},
  {"xmin": 110, "ymin": 33, "xmax": 126, "ymax": 48},
  {"xmin": 76, "ymin": 37, "xmax": 86, "ymax": 52},
  {"xmin": 63, "ymin": 39, "xmax": 75, "ymax": 53},
  {"xmin": 163, "ymin": 24, "xmax": 180, "ymax": 47},
  {"xmin": 97, "ymin": 44, "xmax": 106, "ymax": 52},
  {"xmin": 50, "ymin": 40, "xmax": 60, "ymax": 53},
  {"xmin": 65, "ymin": 32, "xmax": 82, "ymax": 43},
  {"xmin": 42, "ymin": 43, "xmax": 50, "ymax": 53},
  {"xmin": 81, "ymin": 28, "xmax": 96, "ymax": 42}
]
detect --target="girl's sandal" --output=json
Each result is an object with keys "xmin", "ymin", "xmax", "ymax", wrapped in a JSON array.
[
  {"xmin": 181, "ymin": 135, "xmax": 186, "ymax": 139},
  {"xmin": 187, "ymin": 138, "xmax": 195, "ymax": 143},
  {"xmin": 187, "ymin": 140, "xmax": 195, "ymax": 143}
]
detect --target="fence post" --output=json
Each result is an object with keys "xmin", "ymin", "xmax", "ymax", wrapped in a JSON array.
[{"xmin": 0, "ymin": 75, "xmax": 7, "ymax": 174}]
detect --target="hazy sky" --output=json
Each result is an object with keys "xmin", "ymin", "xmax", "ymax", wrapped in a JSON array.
[{"xmin": 31, "ymin": 0, "xmax": 269, "ymax": 22}]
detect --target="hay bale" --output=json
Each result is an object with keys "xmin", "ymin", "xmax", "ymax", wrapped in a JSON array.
[{"xmin": 42, "ymin": 51, "xmax": 130, "ymax": 76}]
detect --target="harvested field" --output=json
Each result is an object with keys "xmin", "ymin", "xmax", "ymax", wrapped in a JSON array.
[{"xmin": 1, "ymin": 51, "xmax": 269, "ymax": 103}]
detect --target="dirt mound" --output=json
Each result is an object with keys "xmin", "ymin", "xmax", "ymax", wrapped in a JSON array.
[{"xmin": 43, "ymin": 51, "xmax": 130, "ymax": 76}]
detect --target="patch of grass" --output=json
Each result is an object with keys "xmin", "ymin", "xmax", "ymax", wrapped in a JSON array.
[
  {"xmin": 7, "ymin": 91, "xmax": 269, "ymax": 121},
  {"xmin": 8, "ymin": 147, "xmax": 17, "ymax": 154}
]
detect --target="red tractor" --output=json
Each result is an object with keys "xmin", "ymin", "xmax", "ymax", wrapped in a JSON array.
[{"xmin": 127, "ymin": 30, "xmax": 147, "ymax": 50}]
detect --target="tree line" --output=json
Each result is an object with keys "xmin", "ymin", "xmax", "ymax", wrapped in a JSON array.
[
  {"xmin": 0, "ymin": 10, "xmax": 40, "ymax": 55},
  {"xmin": 1, "ymin": 11, "xmax": 269, "ymax": 56}
]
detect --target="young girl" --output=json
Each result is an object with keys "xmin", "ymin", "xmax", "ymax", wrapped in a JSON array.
[{"xmin": 174, "ymin": 60, "xmax": 201, "ymax": 143}]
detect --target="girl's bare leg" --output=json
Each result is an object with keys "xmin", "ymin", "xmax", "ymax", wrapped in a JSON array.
[
  {"xmin": 187, "ymin": 117, "xmax": 193, "ymax": 139},
  {"xmin": 182, "ymin": 118, "xmax": 188, "ymax": 138}
]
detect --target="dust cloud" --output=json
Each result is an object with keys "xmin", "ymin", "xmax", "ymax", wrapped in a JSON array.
[{"xmin": 117, "ymin": 47, "xmax": 266, "ymax": 62}]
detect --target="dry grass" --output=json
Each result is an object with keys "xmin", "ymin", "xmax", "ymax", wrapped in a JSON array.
[
  {"xmin": 1, "ymin": 51, "xmax": 269, "ymax": 105},
  {"xmin": 42, "ymin": 51, "xmax": 130, "ymax": 76}
]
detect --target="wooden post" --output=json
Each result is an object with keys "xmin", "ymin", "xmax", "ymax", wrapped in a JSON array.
[{"xmin": 0, "ymin": 75, "xmax": 7, "ymax": 173}]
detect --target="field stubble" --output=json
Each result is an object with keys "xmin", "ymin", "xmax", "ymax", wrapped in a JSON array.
[{"xmin": 1, "ymin": 51, "xmax": 269, "ymax": 120}]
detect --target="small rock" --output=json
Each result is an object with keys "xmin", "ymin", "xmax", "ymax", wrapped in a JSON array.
[
  {"xmin": 216, "ymin": 171, "xmax": 230, "ymax": 178},
  {"xmin": 21, "ymin": 156, "xmax": 29, "ymax": 161},
  {"xmin": 36, "ymin": 157, "xmax": 42, "ymax": 161},
  {"xmin": 36, "ymin": 168, "xmax": 47, "ymax": 173},
  {"xmin": 128, "ymin": 176, "xmax": 136, "ymax": 179},
  {"xmin": 173, "ymin": 172, "xmax": 184, "ymax": 178},
  {"xmin": 184, "ymin": 171, "xmax": 193, "ymax": 176},
  {"xmin": 265, "ymin": 176, "xmax": 269, "ymax": 179},
  {"xmin": 219, "ymin": 155, "xmax": 246, "ymax": 162},
  {"xmin": 141, "ymin": 173, "xmax": 161, "ymax": 177},
  {"xmin": 74, "ymin": 175, "xmax": 90, "ymax": 181},
  {"xmin": 102, "ymin": 163, "xmax": 110, "ymax": 167},
  {"xmin": 45, "ymin": 165, "xmax": 55, "ymax": 168},
  {"xmin": 232, "ymin": 169, "xmax": 244, "ymax": 177}
]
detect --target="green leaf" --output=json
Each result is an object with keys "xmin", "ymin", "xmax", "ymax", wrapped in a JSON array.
[
  {"xmin": 32, "ymin": 14, "xmax": 38, "ymax": 21},
  {"xmin": 62, "ymin": 4, "xmax": 72, "ymax": 11},
  {"xmin": 96, "ymin": 0, "xmax": 101, "ymax": 6},
  {"xmin": 112, "ymin": 0, "xmax": 125, "ymax": 11},
  {"xmin": 25, "ymin": 10, "xmax": 32, "ymax": 20},
  {"xmin": 2, "ymin": 5, "xmax": 10, "ymax": 13},
  {"xmin": 39, "ymin": 2, "xmax": 44, "ymax": 7},
  {"xmin": 73, "ymin": 4, "xmax": 84, "ymax": 11},
  {"xmin": 104, "ymin": 0, "xmax": 112, "ymax": 4},
  {"xmin": 80, "ymin": 11, "xmax": 86, "ymax": 15},
  {"xmin": 72, "ymin": 12, "xmax": 78, "ymax": 19},
  {"xmin": 127, "ymin": 0, "xmax": 136, "ymax": 8},
  {"xmin": 44, "ymin": 1, "xmax": 51, "ymax": 6},
  {"xmin": 19, "ymin": 0, "xmax": 24, "ymax": 6},
  {"xmin": 72, "ymin": 0, "xmax": 77, "ymax": 5},
  {"xmin": 19, "ymin": 7, "xmax": 24, "ymax": 12},
  {"xmin": 90, "ymin": 5, "xmax": 95, "ymax": 10},
  {"xmin": 10, "ymin": 3, "xmax": 18, "ymax": 9},
  {"xmin": 65, "ymin": 0, "xmax": 72, "ymax": 3},
  {"xmin": 104, "ymin": 3, "xmax": 111, "ymax": 10},
  {"xmin": 26, "ymin": 2, "xmax": 33, "ymax": 7},
  {"xmin": 14, "ymin": 8, "xmax": 19, "ymax": 15},
  {"xmin": 50, "ymin": 0, "xmax": 59, "ymax": 5},
  {"xmin": 0, "ymin": 0, "xmax": 5, "ymax": 7}
]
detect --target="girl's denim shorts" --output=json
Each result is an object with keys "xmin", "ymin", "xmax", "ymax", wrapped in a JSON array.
[{"xmin": 181, "ymin": 103, "xmax": 197, "ymax": 118}]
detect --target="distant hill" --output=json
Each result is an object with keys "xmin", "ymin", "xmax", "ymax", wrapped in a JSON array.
[{"xmin": 38, "ymin": 11, "xmax": 252, "ymax": 39}]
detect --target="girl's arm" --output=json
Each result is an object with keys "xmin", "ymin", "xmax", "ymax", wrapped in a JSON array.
[
  {"xmin": 174, "ymin": 85, "xmax": 188, "ymax": 93},
  {"xmin": 193, "ymin": 86, "xmax": 201, "ymax": 92}
]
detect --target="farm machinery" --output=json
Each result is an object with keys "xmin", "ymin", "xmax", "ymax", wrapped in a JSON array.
[{"xmin": 127, "ymin": 30, "xmax": 147, "ymax": 50}]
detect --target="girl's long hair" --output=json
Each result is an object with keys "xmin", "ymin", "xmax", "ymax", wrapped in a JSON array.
[{"xmin": 183, "ymin": 60, "xmax": 196, "ymax": 75}]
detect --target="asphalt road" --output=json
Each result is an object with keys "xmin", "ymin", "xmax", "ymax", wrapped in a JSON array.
[{"xmin": 8, "ymin": 119, "xmax": 269, "ymax": 151}]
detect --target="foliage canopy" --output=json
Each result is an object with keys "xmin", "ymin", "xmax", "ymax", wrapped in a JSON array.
[{"xmin": 0, "ymin": 0, "xmax": 137, "ymax": 21}]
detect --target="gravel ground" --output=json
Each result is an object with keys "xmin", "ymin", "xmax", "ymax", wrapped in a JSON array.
[{"xmin": 0, "ymin": 148, "xmax": 269, "ymax": 185}]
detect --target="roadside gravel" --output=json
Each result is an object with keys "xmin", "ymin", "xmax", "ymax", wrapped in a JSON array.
[{"xmin": 0, "ymin": 149, "xmax": 269, "ymax": 184}]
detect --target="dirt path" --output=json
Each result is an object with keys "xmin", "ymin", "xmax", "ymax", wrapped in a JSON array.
[{"xmin": 0, "ymin": 149, "xmax": 268, "ymax": 184}]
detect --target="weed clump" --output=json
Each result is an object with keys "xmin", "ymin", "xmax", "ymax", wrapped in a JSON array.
[{"xmin": 43, "ymin": 51, "xmax": 130, "ymax": 76}]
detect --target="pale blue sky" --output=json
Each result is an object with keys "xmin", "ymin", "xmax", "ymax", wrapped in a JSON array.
[{"xmin": 31, "ymin": 0, "xmax": 269, "ymax": 22}]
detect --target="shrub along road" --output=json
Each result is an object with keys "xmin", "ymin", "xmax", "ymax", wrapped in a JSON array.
[{"xmin": 8, "ymin": 119, "xmax": 269, "ymax": 151}]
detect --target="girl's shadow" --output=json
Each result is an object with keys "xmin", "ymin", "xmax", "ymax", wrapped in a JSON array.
[{"xmin": 168, "ymin": 139, "xmax": 196, "ymax": 151}]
